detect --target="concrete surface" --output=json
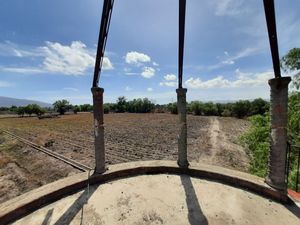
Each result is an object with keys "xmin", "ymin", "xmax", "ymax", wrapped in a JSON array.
[
  {"xmin": 0, "ymin": 161, "xmax": 293, "ymax": 224},
  {"xmin": 13, "ymin": 174, "xmax": 300, "ymax": 225}
]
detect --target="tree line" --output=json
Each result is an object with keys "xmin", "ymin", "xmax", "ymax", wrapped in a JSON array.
[
  {"xmin": 0, "ymin": 104, "xmax": 47, "ymax": 117},
  {"xmin": 165, "ymin": 98, "xmax": 269, "ymax": 118},
  {"xmin": 0, "ymin": 97, "xmax": 269, "ymax": 119}
]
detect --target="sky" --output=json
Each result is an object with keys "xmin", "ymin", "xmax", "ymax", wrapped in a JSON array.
[{"xmin": 0, "ymin": 0, "xmax": 299, "ymax": 105}]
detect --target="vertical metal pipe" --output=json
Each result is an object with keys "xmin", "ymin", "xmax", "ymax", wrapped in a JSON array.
[
  {"xmin": 263, "ymin": 0, "xmax": 281, "ymax": 78},
  {"xmin": 93, "ymin": 0, "xmax": 114, "ymax": 87},
  {"xmin": 178, "ymin": 0, "xmax": 186, "ymax": 88}
]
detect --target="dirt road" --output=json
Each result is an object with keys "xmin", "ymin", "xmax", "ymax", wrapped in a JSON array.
[{"xmin": 197, "ymin": 117, "xmax": 249, "ymax": 170}]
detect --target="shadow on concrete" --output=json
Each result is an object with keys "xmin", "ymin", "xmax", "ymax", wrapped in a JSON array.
[
  {"xmin": 180, "ymin": 175, "xmax": 208, "ymax": 225},
  {"xmin": 53, "ymin": 184, "xmax": 99, "ymax": 225},
  {"xmin": 285, "ymin": 202, "xmax": 300, "ymax": 220},
  {"xmin": 41, "ymin": 208, "xmax": 54, "ymax": 225}
]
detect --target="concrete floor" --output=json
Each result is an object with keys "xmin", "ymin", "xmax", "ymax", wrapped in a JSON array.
[{"xmin": 13, "ymin": 175, "xmax": 300, "ymax": 225}]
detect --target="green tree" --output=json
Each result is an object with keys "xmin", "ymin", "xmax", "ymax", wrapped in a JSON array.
[
  {"xmin": 190, "ymin": 101, "xmax": 203, "ymax": 115},
  {"xmin": 24, "ymin": 104, "xmax": 34, "ymax": 116},
  {"xmin": 80, "ymin": 104, "xmax": 93, "ymax": 112},
  {"xmin": 250, "ymin": 98, "xmax": 269, "ymax": 115},
  {"xmin": 281, "ymin": 48, "xmax": 300, "ymax": 89},
  {"xmin": 73, "ymin": 105, "xmax": 80, "ymax": 114},
  {"xmin": 116, "ymin": 96, "xmax": 127, "ymax": 113},
  {"xmin": 53, "ymin": 99, "xmax": 71, "ymax": 115},
  {"xmin": 167, "ymin": 102, "xmax": 177, "ymax": 114},
  {"xmin": 232, "ymin": 100, "xmax": 251, "ymax": 118},
  {"xmin": 16, "ymin": 107, "xmax": 25, "ymax": 117},
  {"xmin": 31, "ymin": 104, "xmax": 45, "ymax": 116}
]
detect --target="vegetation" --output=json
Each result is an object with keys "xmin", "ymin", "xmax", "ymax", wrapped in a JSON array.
[
  {"xmin": 0, "ymin": 104, "xmax": 46, "ymax": 117},
  {"xmin": 241, "ymin": 93, "xmax": 300, "ymax": 190},
  {"xmin": 281, "ymin": 48, "xmax": 300, "ymax": 90},
  {"xmin": 240, "ymin": 115, "xmax": 270, "ymax": 177},
  {"xmin": 53, "ymin": 99, "xmax": 71, "ymax": 115},
  {"xmin": 241, "ymin": 48, "xmax": 300, "ymax": 190}
]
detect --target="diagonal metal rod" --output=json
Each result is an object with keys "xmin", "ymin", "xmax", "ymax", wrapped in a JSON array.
[
  {"xmin": 93, "ymin": 0, "xmax": 115, "ymax": 87},
  {"xmin": 178, "ymin": 0, "xmax": 186, "ymax": 88},
  {"xmin": 263, "ymin": 0, "xmax": 281, "ymax": 78}
]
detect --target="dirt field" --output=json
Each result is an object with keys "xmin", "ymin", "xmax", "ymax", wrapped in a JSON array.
[{"xmin": 0, "ymin": 113, "xmax": 250, "ymax": 203}]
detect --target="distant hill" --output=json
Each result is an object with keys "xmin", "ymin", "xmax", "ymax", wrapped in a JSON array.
[{"xmin": 0, "ymin": 96, "xmax": 52, "ymax": 108}]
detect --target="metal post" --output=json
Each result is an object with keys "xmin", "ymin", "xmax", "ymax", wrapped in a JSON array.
[
  {"xmin": 91, "ymin": 87, "xmax": 106, "ymax": 173},
  {"xmin": 177, "ymin": 88, "xmax": 189, "ymax": 167},
  {"xmin": 265, "ymin": 77, "xmax": 291, "ymax": 192}
]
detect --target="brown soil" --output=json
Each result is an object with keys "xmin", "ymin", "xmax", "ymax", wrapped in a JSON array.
[{"xmin": 0, "ymin": 113, "xmax": 250, "ymax": 204}]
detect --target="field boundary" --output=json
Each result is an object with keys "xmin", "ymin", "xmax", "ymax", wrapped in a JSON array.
[{"xmin": 0, "ymin": 160, "xmax": 292, "ymax": 225}]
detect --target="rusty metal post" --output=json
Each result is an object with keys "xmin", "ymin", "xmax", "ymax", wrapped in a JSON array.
[
  {"xmin": 91, "ymin": 87, "xmax": 106, "ymax": 173},
  {"xmin": 177, "ymin": 88, "xmax": 189, "ymax": 168},
  {"xmin": 265, "ymin": 77, "xmax": 291, "ymax": 192}
]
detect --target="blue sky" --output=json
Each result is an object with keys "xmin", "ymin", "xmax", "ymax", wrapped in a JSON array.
[{"xmin": 0, "ymin": 0, "xmax": 299, "ymax": 104}]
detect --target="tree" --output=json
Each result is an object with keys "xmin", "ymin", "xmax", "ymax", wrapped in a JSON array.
[
  {"xmin": 232, "ymin": 100, "xmax": 251, "ymax": 118},
  {"xmin": 116, "ymin": 96, "xmax": 127, "ymax": 113},
  {"xmin": 16, "ymin": 107, "xmax": 25, "ymax": 117},
  {"xmin": 250, "ymin": 98, "xmax": 269, "ymax": 115},
  {"xmin": 281, "ymin": 48, "xmax": 300, "ymax": 89},
  {"xmin": 80, "ymin": 104, "xmax": 93, "ymax": 112},
  {"xmin": 24, "ymin": 104, "xmax": 34, "ymax": 116},
  {"xmin": 167, "ymin": 102, "xmax": 177, "ymax": 114},
  {"xmin": 53, "ymin": 99, "xmax": 71, "ymax": 115},
  {"xmin": 31, "ymin": 104, "xmax": 45, "ymax": 116},
  {"xmin": 190, "ymin": 101, "xmax": 203, "ymax": 115},
  {"xmin": 73, "ymin": 105, "xmax": 80, "ymax": 114}
]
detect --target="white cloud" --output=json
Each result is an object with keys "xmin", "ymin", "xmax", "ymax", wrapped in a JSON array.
[
  {"xmin": 153, "ymin": 62, "xmax": 159, "ymax": 66},
  {"xmin": 102, "ymin": 57, "xmax": 114, "ymax": 70},
  {"xmin": 1, "ymin": 67, "xmax": 44, "ymax": 74},
  {"xmin": 164, "ymin": 74, "xmax": 177, "ymax": 81},
  {"xmin": 0, "ymin": 41, "xmax": 43, "ymax": 57},
  {"xmin": 125, "ymin": 51, "xmax": 151, "ymax": 65},
  {"xmin": 185, "ymin": 69, "xmax": 273, "ymax": 89},
  {"xmin": 208, "ymin": 47, "xmax": 259, "ymax": 70},
  {"xmin": 212, "ymin": 0, "xmax": 247, "ymax": 16},
  {"xmin": 147, "ymin": 87, "xmax": 153, "ymax": 92},
  {"xmin": 124, "ymin": 67, "xmax": 138, "ymax": 76},
  {"xmin": 41, "ymin": 41, "xmax": 94, "ymax": 75},
  {"xmin": 141, "ymin": 67, "xmax": 155, "ymax": 78},
  {"xmin": 221, "ymin": 60, "xmax": 235, "ymax": 65},
  {"xmin": 160, "ymin": 81, "xmax": 177, "ymax": 87},
  {"xmin": 63, "ymin": 87, "xmax": 78, "ymax": 92},
  {"xmin": 0, "ymin": 41, "xmax": 114, "ymax": 75},
  {"xmin": 0, "ymin": 80, "xmax": 14, "ymax": 87},
  {"xmin": 125, "ymin": 86, "xmax": 132, "ymax": 91}
]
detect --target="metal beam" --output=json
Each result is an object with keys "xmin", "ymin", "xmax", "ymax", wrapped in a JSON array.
[
  {"xmin": 93, "ymin": 0, "xmax": 114, "ymax": 87},
  {"xmin": 178, "ymin": 0, "xmax": 186, "ymax": 88},
  {"xmin": 263, "ymin": 0, "xmax": 281, "ymax": 78}
]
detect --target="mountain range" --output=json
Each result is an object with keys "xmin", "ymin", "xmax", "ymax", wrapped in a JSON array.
[{"xmin": 0, "ymin": 96, "xmax": 52, "ymax": 108}]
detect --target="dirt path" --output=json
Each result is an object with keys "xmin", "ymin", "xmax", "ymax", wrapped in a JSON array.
[
  {"xmin": 208, "ymin": 117, "xmax": 220, "ymax": 163},
  {"xmin": 198, "ymin": 117, "xmax": 249, "ymax": 171}
]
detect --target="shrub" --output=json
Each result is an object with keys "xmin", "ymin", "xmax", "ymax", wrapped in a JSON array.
[
  {"xmin": 240, "ymin": 115, "xmax": 270, "ymax": 177},
  {"xmin": 167, "ymin": 103, "xmax": 178, "ymax": 114}
]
